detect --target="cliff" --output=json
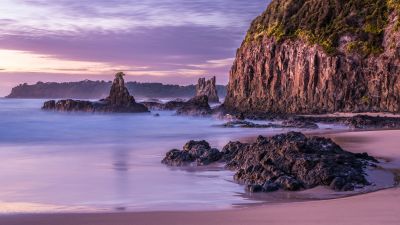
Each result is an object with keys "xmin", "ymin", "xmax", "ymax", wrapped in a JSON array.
[
  {"xmin": 7, "ymin": 81, "xmax": 227, "ymax": 99},
  {"xmin": 196, "ymin": 77, "xmax": 220, "ymax": 103},
  {"xmin": 224, "ymin": 0, "xmax": 400, "ymax": 114}
]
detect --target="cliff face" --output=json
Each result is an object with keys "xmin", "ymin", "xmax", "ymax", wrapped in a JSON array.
[
  {"xmin": 224, "ymin": 0, "xmax": 400, "ymax": 114},
  {"xmin": 196, "ymin": 77, "xmax": 220, "ymax": 103}
]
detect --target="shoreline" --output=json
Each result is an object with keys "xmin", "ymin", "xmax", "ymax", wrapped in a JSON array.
[
  {"xmin": 1, "ymin": 188, "xmax": 399, "ymax": 225},
  {"xmin": 1, "ymin": 129, "xmax": 400, "ymax": 225}
]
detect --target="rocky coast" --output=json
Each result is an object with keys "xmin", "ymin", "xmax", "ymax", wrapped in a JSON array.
[
  {"xmin": 42, "ymin": 72, "xmax": 149, "ymax": 113},
  {"xmin": 162, "ymin": 132, "xmax": 378, "ymax": 193}
]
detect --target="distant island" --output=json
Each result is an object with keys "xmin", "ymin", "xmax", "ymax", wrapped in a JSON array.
[{"xmin": 6, "ymin": 80, "xmax": 227, "ymax": 99}]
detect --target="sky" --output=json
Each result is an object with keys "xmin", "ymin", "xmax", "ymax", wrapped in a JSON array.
[{"xmin": 0, "ymin": 0, "xmax": 268, "ymax": 96}]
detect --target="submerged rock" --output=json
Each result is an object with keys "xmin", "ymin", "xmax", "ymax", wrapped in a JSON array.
[
  {"xmin": 162, "ymin": 140, "xmax": 222, "ymax": 166},
  {"xmin": 176, "ymin": 95, "xmax": 212, "ymax": 116},
  {"xmin": 220, "ymin": 120, "xmax": 319, "ymax": 129},
  {"xmin": 141, "ymin": 95, "xmax": 212, "ymax": 116},
  {"xmin": 196, "ymin": 76, "xmax": 219, "ymax": 103},
  {"xmin": 281, "ymin": 119, "xmax": 319, "ymax": 129},
  {"xmin": 285, "ymin": 115, "xmax": 400, "ymax": 129},
  {"xmin": 42, "ymin": 72, "xmax": 149, "ymax": 113}
]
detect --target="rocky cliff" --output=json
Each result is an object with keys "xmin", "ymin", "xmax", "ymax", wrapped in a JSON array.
[
  {"xmin": 196, "ymin": 77, "xmax": 220, "ymax": 103},
  {"xmin": 224, "ymin": 0, "xmax": 400, "ymax": 114}
]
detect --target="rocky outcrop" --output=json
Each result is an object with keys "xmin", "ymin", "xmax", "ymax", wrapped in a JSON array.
[
  {"xmin": 162, "ymin": 140, "xmax": 222, "ymax": 166},
  {"xmin": 224, "ymin": 0, "xmax": 400, "ymax": 115},
  {"xmin": 42, "ymin": 72, "xmax": 149, "ymax": 113},
  {"xmin": 219, "ymin": 120, "xmax": 318, "ymax": 129},
  {"xmin": 223, "ymin": 132, "xmax": 377, "ymax": 192},
  {"xmin": 162, "ymin": 132, "xmax": 377, "ymax": 192},
  {"xmin": 196, "ymin": 77, "xmax": 219, "ymax": 103},
  {"xmin": 141, "ymin": 96, "xmax": 212, "ymax": 116},
  {"xmin": 141, "ymin": 99, "xmax": 186, "ymax": 111},
  {"xmin": 176, "ymin": 95, "xmax": 212, "ymax": 116}
]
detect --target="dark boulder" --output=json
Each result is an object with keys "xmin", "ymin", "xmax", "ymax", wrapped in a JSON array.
[
  {"xmin": 162, "ymin": 140, "xmax": 222, "ymax": 166},
  {"xmin": 163, "ymin": 132, "xmax": 377, "ymax": 193},
  {"xmin": 43, "ymin": 99, "xmax": 95, "ymax": 112},
  {"xmin": 176, "ymin": 95, "xmax": 212, "ymax": 116},
  {"xmin": 225, "ymin": 132, "xmax": 376, "ymax": 192},
  {"xmin": 282, "ymin": 119, "xmax": 319, "ymax": 129}
]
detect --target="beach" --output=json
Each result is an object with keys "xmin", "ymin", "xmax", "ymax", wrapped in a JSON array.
[{"xmin": 1, "ymin": 128, "xmax": 399, "ymax": 225}]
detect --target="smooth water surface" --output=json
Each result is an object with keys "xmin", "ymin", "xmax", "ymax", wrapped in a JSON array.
[{"xmin": 0, "ymin": 99, "xmax": 341, "ymax": 213}]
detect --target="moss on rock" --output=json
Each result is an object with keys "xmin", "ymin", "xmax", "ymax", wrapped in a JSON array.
[{"xmin": 245, "ymin": 0, "xmax": 400, "ymax": 55}]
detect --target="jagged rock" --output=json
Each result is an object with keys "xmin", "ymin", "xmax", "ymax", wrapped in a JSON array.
[
  {"xmin": 163, "ymin": 132, "xmax": 377, "ymax": 192},
  {"xmin": 196, "ymin": 77, "xmax": 219, "ymax": 103},
  {"xmin": 42, "ymin": 99, "xmax": 95, "ymax": 112},
  {"xmin": 344, "ymin": 115, "xmax": 400, "ymax": 129},
  {"xmin": 141, "ymin": 101, "xmax": 165, "ymax": 110},
  {"xmin": 142, "ymin": 96, "xmax": 211, "ymax": 116},
  {"xmin": 104, "ymin": 72, "xmax": 134, "ymax": 106},
  {"xmin": 220, "ymin": 121, "xmax": 276, "ymax": 128},
  {"xmin": 42, "ymin": 72, "xmax": 149, "ymax": 113},
  {"xmin": 282, "ymin": 119, "xmax": 319, "ymax": 129},
  {"xmin": 219, "ymin": 120, "xmax": 318, "ymax": 129},
  {"xmin": 176, "ymin": 95, "xmax": 212, "ymax": 116},
  {"xmin": 223, "ymin": 132, "xmax": 377, "ymax": 192},
  {"xmin": 162, "ymin": 140, "xmax": 222, "ymax": 166},
  {"xmin": 223, "ymin": 0, "xmax": 400, "ymax": 115},
  {"xmin": 283, "ymin": 115, "xmax": 400, "ymax": 129}
]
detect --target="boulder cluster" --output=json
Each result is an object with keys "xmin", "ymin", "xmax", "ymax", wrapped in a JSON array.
[
  {"xmin": 162, "ymin": 132, "xmax": 377, "ymax": 192},
  {"xmin": 142, "ymin": 95, "xmax": 212, "ymax": 116},
  {"xmin": 162, "ymin": 140, "xmax": 222, "ymax": 166}
]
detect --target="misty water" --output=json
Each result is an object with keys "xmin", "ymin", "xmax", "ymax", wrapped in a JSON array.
[{"xmin": 0, "ymin": 98, "xmax": 348, "ymax": 213}]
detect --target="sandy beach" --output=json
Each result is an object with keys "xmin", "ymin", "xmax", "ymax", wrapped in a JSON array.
[{"xmin": 1, "ymin": 129, "xmax": 399, "ymax": 225}]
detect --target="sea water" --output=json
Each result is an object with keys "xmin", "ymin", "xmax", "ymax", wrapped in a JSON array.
[{"xmin": 0, "ymin": 98, "xmax": 345, "ymax": 213}]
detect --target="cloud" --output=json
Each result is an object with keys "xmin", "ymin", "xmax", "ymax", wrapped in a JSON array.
[
  {"xmin": 1, "ymin": 0, "xmax": 267, "ymax": 36},
  {"xmin": 0, "ymin": 0, "xmax": 269, "ymax": 95}
]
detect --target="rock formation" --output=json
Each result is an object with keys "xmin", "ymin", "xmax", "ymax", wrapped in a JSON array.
[
  {"xmin": 223, "ymin": 0, "xmax": 400, "ymax": 115},
  {"xmin": 42, "ymin": 72, "xmax": 149, "ymax": 113},
  {"xmin": 196, "ymin": 77, "xmax": 219, "ymax": 103},
  {"xmin": 162, "ymin": 140, "xmax": 222, "ymax": 166},
  {"xmin": 223, "ymin": 132, "xmax": 377, "ymax": 192},
  {"xmin": 176, "ymin": 95, "xmax": 212, "ymax": 116},
  {"xmin": 162, "ymin": 132, "xmax": 377, "ymax": 192},
  {"xmin": 142, "ymin": 95, "xmax": 212, "ymax": 116}
]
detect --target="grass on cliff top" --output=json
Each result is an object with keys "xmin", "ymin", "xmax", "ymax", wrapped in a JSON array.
[{"xmin": 245, "ymin": 0, "xmax": 400, "ymax": 56}]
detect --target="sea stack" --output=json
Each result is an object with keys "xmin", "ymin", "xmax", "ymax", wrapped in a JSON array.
[
  {"xmin": 42, "ymin": 72, "xmax": 149, "ymax": 113},
  {"xmin": 223, "ymin": 0, "xmax": 400, "ymax": 115},
  {"xmin": 196, "ymin": 76, "xmax": 219, "ymax": 103}
]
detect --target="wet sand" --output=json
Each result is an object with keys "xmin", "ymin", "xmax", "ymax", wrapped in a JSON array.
[{"xmin": 1, "ymin": 130, "xmax": 400, "ymax": 225}]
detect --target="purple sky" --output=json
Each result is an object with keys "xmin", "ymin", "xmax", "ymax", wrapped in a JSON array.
[{"xmin": 0, "ymin": 0, "xmax": 269, "ymax": 96}]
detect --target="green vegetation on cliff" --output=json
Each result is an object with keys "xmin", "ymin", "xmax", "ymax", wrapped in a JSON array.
[{"xmin": 245, "ymin": 0, "xmax": 400, "ymax": 55}]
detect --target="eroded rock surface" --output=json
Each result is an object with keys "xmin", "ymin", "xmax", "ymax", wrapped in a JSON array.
[
  {"xmin": 162, "ymin": 140, "xmax": 222, "ymax": 166},
  {"xmin": 224, "ymin": 132, "xmax": 377, "ymax": 192},
  {"xmin": 196, "ymin": 77, "xmax": 219, "ymax": 103},
  {"xmin": 223, "ymin": 0, "xmax": 400, "ymax": 115},
  {"xmin": 42, "ymin": 72, "xmax": 149, "ymax": 113},
  {"xmin": 163, "ymin": 132, "xmax": 377, "ymax": 193},
  {"xmin": 176, "ymin": 95, "xmax": 212, "ymax": 116}
]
